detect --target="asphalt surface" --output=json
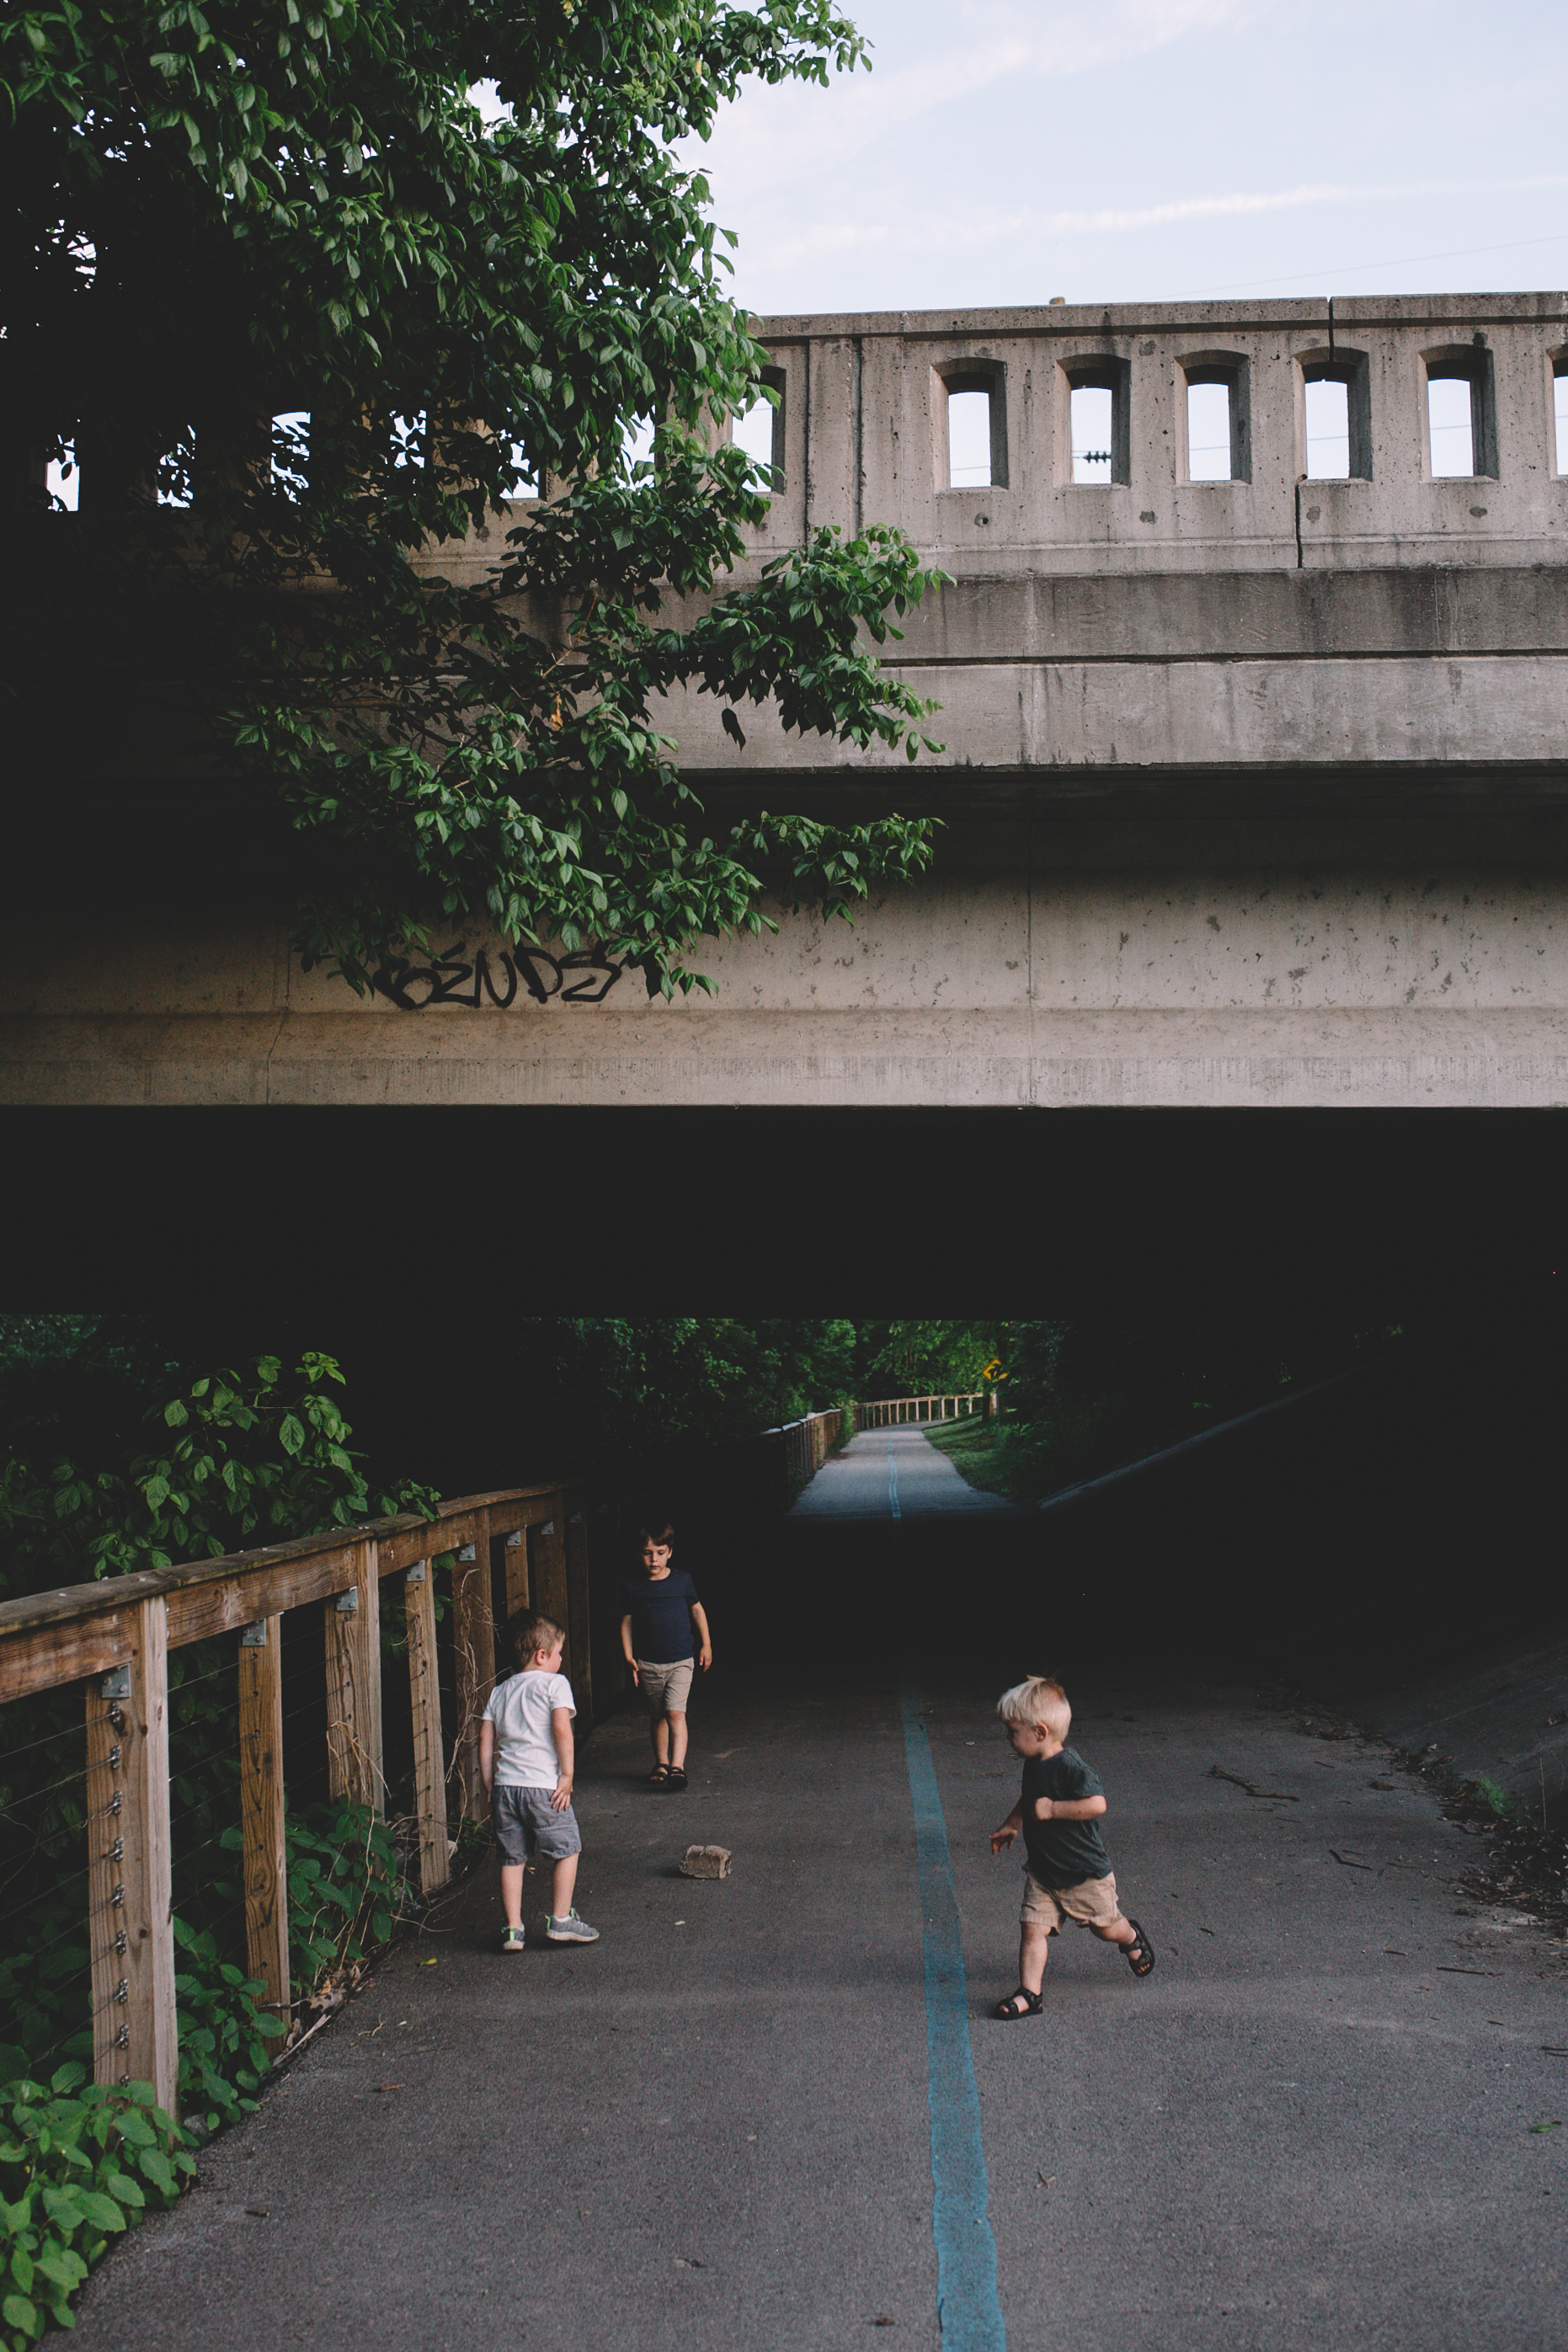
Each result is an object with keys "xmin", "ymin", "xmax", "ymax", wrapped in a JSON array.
[
  {"xmin": 72, "ymin": 1445, "xmax": 1568, "ymax": 2352},
  {"xmin": 788, "ymin": 1425, "xmax": 1015, "ymax": 1519}
]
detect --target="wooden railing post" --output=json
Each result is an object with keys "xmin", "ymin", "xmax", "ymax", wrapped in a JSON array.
[
  {"xmin": 452, "ymin": 1517, "xmax": 495, "ymax": 1822},
  {"xmin": 86, "ymin": 1596, "xmax": 177, "ymax": 2115},
  {"xmin": 499, "ymin": 1520, "xmax": 527, "ymax": 1617},
  {"xmin": 238, "ymin": 1616, "xmax": 289, "ymax": 2025},
  {"xmin": 529, "ymin": 1497, "xmax": 569, "ymax": 1637},
  {"xmin": 403, "ymin": 1562, "xmax": 451, "ymax": 1897},
  {"xmin": 325, "ymin": 1538, "xmax": 382, "ymax": 1811},
  {"xmin": 565, "ymin": 1498, "xmax": 593, "ymax": 1720}
]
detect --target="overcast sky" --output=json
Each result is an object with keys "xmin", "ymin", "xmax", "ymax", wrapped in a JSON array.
[{"xmin": 685, "ymin": 0, "xmax": 1568, "ymax": 318}]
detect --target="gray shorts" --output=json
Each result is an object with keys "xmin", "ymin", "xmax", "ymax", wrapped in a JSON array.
[
  {"xmin": 638, "ymin": 1656, "xmax": 695, "ymax": 1717},
  {"xmin": 492, "ymin": 1784, "xmax": 582, "ymax": 1865}
]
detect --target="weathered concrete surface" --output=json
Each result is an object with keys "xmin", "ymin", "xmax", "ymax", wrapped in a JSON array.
[
  {"xmin": 738, "ymin": 294, "xmax": 1568, "ymax": 573},
  {"xmin": 5, "ymin": 294, "xmax": 1566, "ymax": 1110},
  {"xmin": 67, "ymin": 1649, "xmax": 1568, "ymax": 2352},
  {"xmin": 1326, "ymin": 1636, "xmax": 1568, "ymax": 1832},
  {"xmin": 8, "ymin": 829, "xmax": 1568, "ymax": 1104}
]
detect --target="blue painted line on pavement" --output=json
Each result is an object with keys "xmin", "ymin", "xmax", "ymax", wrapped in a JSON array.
[
  {"xmin": 888, "ymin": 1451, "xmax": 901, "ymax": 1519},
  {"xmin": 899, "ymin": 1675, "xmax": 1006, "ymax": 2351}
]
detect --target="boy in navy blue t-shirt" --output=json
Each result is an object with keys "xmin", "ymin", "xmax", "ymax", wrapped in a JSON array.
[{"xmin": 619, "ymin": 1522, "xmax": 712, "ymax": 1790}]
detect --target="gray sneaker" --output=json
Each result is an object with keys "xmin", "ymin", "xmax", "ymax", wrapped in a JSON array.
[
  {"xmin": 546, "ymin": 1910, "xmax": 600, "ymax": 1944},
  {"xmin": 500, "ymin": 1925, "xmax": 525, "ymax": 1955}
]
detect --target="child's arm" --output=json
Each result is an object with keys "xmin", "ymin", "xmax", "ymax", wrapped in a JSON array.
[
  {"xmin": 691, "ymin": 1601, "xmax": 712, "ymax": 1672},
  {"xmin": 479, "ymin": 1719, "xmax": 496, "ymax": 1799},
  {"xmin": 620, "ymin": 1613, "xmax": 639, "ymax": 1684},
  {"xmin": 1032, "ymin": 1792, "xmax": 1107, "ymax": 1821},
  {"xmin": 990, "ymin": 1801, "xmax": 1025, "ymax": 1854},
  {"xmin": 549, "ymin": 1706, "xmax": 575, "ymax": 1812}
]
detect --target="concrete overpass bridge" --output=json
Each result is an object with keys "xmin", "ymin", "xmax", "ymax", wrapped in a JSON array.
[{"xmin": 5, "ymin": 293, "xmax": 1568, "ymax": 1111}]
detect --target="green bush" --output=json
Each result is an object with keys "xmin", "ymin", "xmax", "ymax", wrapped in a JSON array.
[
  {"xmin": 172, "ymin": 1923, "xmax": 286, "ymax": 2134},
  {"xmin": 0, "ymin": 2067, "xmax": 195, "ymax": 2349},
  {"xmin": 284, "ymin": 1800, "xmax": 403, "ymax": 1997}
]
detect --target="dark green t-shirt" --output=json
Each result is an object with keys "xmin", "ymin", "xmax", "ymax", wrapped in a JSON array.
[{"xmin": 1021, "ymin": 1747, "xmax": 1112, "ymax": 1885}]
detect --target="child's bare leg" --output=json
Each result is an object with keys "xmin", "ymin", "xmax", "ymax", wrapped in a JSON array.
[
  {"xmin": 1018, "ymin": 1920, "xmax": 1050, "ymax": 1993},
  {"xmin": 649, "ymin": 1715, "xmax": 670, "ymax": 1767},
  {"xmin": 1091, "ymin": 1912, "xmax": 1137, "ymax": 1946},
  {"xmin": 665, "ymin": 1709, "xmax": 689, "ymax": 1769},
  {"xmin": 500, "ymin": 1863, "xmax": 525, "ymax": 1931},
  {"xmin": 550, "ymin": 1853, "xmax": 579, "ymax": 1917}
]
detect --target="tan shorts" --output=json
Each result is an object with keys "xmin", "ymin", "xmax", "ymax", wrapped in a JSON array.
[
  {"xmin": 637, "ymin": 1656, "xmax": 694, "ymax": 1717},
  {"xmin": 1020, "ymin": 1866, "xmax": 1121, "ymax": 1933}
]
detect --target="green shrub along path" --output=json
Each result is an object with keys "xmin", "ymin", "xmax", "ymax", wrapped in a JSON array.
[{"xmin": 0, "ymin": 1354, "xmax": 440, "ymax": 2339}]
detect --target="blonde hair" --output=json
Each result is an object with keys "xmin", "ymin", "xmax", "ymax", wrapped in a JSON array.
[
  {"xmin": 996, "ymin": 1676, "xmax": 1071, "ymax": 1739},
  {"xmin": 506, "ymin": 1610, "xmax": 566, "ymax": 1667}
]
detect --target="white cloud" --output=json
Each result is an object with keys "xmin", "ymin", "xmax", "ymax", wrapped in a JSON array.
[
  {"xmin": 685, "ymin": 0, "xmax": 1269, "ymax": 203},
  {"xmin": 739, "ymin": 173, "xmax": 1568, "ymax": 277}
]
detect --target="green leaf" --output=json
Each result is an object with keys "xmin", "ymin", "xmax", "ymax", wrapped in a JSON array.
[{"xmin": 72, "ymin": 2193, "xmax": 126, "ymax": 2234}]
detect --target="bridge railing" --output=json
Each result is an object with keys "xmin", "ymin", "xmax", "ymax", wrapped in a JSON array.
[
  {"xmin": 760, "ymin": 1409, "xmax": 844, "ymax": 1507},
  {"xmin": 0, "ymin": 1482, "xmax": 592, "ymax": 2116},
  {"xmin": 744, "ymin": 295, "xmax": 1568, "ymax": 576},
  {"xmin": 856, "ymin": 1394, "xmax": 994, "ymax": 1429}
]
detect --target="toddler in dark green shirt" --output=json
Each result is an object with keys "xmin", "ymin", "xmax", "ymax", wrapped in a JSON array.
[{"xmin": 988, "ymin": 1674, "xmax": 1155, "ymax": 2019}]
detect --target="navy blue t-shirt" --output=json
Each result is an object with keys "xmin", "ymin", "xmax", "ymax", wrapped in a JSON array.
[{"xmin": 626, "ymin": 1567, "xmax": 701, "ymax": 1663}]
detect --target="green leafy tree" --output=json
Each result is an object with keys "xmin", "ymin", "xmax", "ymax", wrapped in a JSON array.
[
  {"xmin": 861, "ymin": 1320, "xmax": 1007, "ymax": 1399},
  {"xmin": 5, "ymin": 0, "xmax": 946, "ymax": 995}
]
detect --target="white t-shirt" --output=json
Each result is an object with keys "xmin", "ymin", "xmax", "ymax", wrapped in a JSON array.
[{"xmin": 484, "ymin": 1670, "xmax": 575, "ymax": 1788}]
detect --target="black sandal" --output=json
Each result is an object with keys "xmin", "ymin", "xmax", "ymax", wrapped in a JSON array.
[
  {"xmin": 646, "ymin": 1763, "xmax": 671, "ymax": 1786},
  {"xmin": 1123, "ymin": 1919, "xmax": 1155, "ymax": 1978},
  {"xmin": 664, "ymin": 1765, "xmax": 688, "ymax": 1792},
  {"xmin": 993, "ymin": 1987, "xmax": 1044, "ymax": 2020}
]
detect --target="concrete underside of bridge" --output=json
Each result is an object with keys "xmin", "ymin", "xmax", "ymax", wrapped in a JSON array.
[
  {"xmin": 8, "ymin": 803, "xmax": 1568, "ymax": 1109},
  {"xmin": 6, "ymin": 298, "xmax": 1567, "ymax": 1111}
]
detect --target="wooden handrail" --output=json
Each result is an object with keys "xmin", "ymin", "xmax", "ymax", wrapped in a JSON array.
[
  {"xmin": 852, "ymin": 1394, "xmax": 990, "ymax": 1429},
  {"xmin": 0, "ymin": 1484, "xmax": 564, "ymax": 1702},
  {"xmin": 0, "ymin": 1480, "xmax": 588, "ymax": 2117}
]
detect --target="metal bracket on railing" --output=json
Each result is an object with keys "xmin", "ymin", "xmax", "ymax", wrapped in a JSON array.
[
  {"xmin": 100, "ymin": 1666, "xmax": 131, "ymax": 1700},
  {"xmin": 240, "ymin": 1620, "xmax": 268, "ymax": 1647},
  {"xmin": 540, "ymin": 1520, "xmax": 555, "ymax": 1538},
  {"xmin": 456, "ymin": 1544, "xmax": 477, "ymax": 1562},
  {"xmin": 504, "ymin": 1532, "xmax": 522, "ymax": 1549},
  {"xmin": 334, "ymin": 1587, "xmax": 360, "ymax": 1613},
  {"xmin": 112, "ymin": 1884, "xmax": 125, "ymax": 1909},
  {"xmin": 107, "ymin": 1744, "xmax": 121, "ymax": 1771},
  {"xmin": 405, "ymin": 1561, "xmax": 427, "ymax": 1584},
  {"xmin": 569, "ymin": 1512, "xmax": 583, "ymax": 1526},
  {"xmin": 114, "ymin": 1977, "xmax": 128, "ymax": 2005},
  {"xmin": 110, "ymin": 1837, "xmax": 123, "ymax": 1864}
]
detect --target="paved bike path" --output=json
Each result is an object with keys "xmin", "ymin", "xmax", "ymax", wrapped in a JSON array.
[
  {"xmin": 788, "ymin": 1425, "xmax": 1014, "ymax": 1519},
  {"xmin": 72, "ymin": 1661, "xmax": 1567, "ymax": 2352}
]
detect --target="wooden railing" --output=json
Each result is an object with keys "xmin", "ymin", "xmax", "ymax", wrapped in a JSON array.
[
  {"xmin": 761, "ymin": 1409, "xmax": 844, "ymax": 1505},
  {"xmin": 856, "ymin": 1394, "xmax": 994, "ymax": 1428},
  {"xmin": 0, "ymin": 1482, "xmax": 590, "ymax": 2116}
]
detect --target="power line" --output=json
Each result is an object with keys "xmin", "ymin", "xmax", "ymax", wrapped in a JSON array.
[{"xmin": 1177, "ymin": 229, "xmax": 1568, "ymax": 300}]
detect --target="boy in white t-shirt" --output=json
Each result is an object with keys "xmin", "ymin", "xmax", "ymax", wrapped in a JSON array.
[{"xmin": 478, "ymin": 1611, "xmax": 600, "ymax": 1953}]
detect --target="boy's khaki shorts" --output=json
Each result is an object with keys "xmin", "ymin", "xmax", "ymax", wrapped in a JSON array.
[
  {"xmin": 637, "ymin": 1656, "xmax": 694, "ymax": 1716},
  {"xmin": 1020, "ymin": 1866, "xmax": 1121, "ymax": 1933}
]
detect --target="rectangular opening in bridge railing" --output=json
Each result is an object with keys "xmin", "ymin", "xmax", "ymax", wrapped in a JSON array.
[{"xmin": 0, "ymin": 1484, "xmax": 590, "ymax": 2119}]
